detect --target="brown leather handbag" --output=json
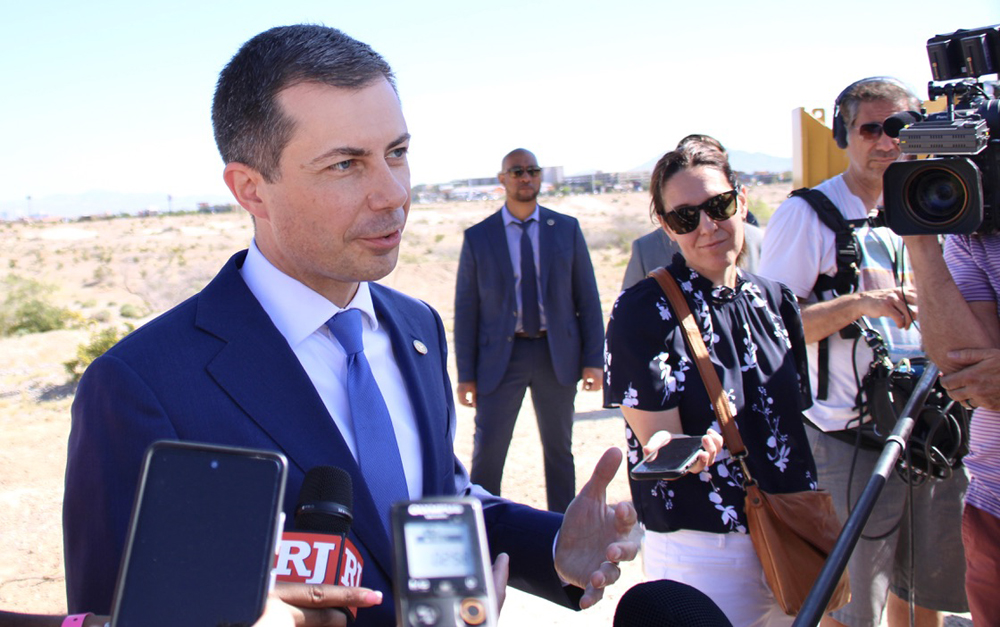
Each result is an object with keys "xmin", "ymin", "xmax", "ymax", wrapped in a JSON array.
[{"xmin": 651, "ymin": 268, "xmax": 851, "ymax": 616}]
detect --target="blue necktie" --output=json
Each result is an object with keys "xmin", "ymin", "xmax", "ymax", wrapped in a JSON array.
[
  {"xmin": 517, "ymin": 219, "xmax": 541, "ymax": 337},
  {"xmin": 326, "ymin": 309, "xmax": 407, "ymax": 533}
]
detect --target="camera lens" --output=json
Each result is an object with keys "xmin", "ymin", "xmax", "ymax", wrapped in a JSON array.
[{"xmin": 906, "ymin": 167, "xmax": 967, "ymax": 225}]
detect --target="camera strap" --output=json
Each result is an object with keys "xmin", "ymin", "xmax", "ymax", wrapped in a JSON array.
[{"xmin": 792, "ymin": 187, "xmax": 864, "ymax": 400}]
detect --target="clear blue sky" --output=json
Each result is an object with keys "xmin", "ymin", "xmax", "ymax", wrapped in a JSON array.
[{"xmin": 2, "ymin": 0, "xmax": 998, "ymax": 215}]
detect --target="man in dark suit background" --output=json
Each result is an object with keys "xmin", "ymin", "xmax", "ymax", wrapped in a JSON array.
[
  {"xmin": 62, "ymin": 26, "xmax": 637, "ymax": 626},
  {"xmin": 454, "ymin": 149, "xmax": 605, "ymax": 513}
]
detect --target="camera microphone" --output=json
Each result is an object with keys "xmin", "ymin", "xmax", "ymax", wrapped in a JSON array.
[
  {"xmin": 274, "ymin": 466, "xmax": 365, "ymax": 620},
  {"xmin": 883, "ymin": 110, "xmax": 924, "ymax": 138}
]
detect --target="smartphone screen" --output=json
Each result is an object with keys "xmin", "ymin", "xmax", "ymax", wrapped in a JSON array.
[
  {"xmin": 111, "ymin": 441, "xmax": 287, "ymax": 627},
  {"xmin": 629, "ymin": 436, "xmax": 705, "ymax": 481}
]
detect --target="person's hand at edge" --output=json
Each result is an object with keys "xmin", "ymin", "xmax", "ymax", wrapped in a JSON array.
[
  {"xmin": 553, "ymin": 447, "xmax": 638, "ymax": 609},
  {"xmin": 492, "ymin": 552, "xmax": 510, "ymax": 614},
  {"xmin": 270, "ymin": 582, "xmax": 382, "ymax": 627},
  {"xmin": 941, "ymin": 347, "xmax": 1000, "ymax": 411}
]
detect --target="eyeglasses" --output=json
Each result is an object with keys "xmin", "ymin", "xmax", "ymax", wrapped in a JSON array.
[
  {"xmin": 505, "ymin": 166, "xmax": 543, "ymax": 178},
  {"xmin": 857, "ymin": 122, "xmax": 886, "ymax": 142},
  {"xmin": 662, "ymin": 188, "xmax": 740, "ymax": 235}
]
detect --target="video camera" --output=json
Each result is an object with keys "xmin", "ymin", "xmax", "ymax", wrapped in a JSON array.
[{"xmin": 881, "ymin": 24, "xmax": 1000, "ymax": 235}]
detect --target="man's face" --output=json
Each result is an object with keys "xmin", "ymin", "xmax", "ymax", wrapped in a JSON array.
[
  {"xmin": 251, "ymin": 78, "xmax": 410, "ymax": 306},
  {"xmin": 845, "ymin": 98, "xmax": 909, "ymax": 181},
  {"xmin": 498, "ymin": 151, "xmax": 541, "ymax": 203}
]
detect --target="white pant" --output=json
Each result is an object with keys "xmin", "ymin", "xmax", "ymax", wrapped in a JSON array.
[{"xmin": 643, "ymin": 529, "xmax": 794, "ymax": 627}]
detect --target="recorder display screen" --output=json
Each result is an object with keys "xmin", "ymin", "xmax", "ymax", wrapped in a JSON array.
[{"xmin": 403, "ymin": 520, "xmax": 475, "ymax": 579}]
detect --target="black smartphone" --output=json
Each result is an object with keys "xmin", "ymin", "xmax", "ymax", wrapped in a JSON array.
[
  {"xmin": 629, "ymin": 435, "xmax": 705, "ymax": 481},
  {"xmin": 110, "ymin": 440, "xmax": 288, "ymax": 627},
  {"xmin": 391, "ymin": 498, "xmax": 498, "ymax": 627}
]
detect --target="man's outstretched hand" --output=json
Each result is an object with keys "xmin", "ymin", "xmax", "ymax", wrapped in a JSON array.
[{"xmin": 553, "ymin": 447, "xmax": 639, "ymax": 609}]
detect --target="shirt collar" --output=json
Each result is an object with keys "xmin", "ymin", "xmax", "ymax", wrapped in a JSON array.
[
  {"xmin": 501, "ymin": 204, "xmax": 540, "ymax": 226},
  {"xmin": 241, "ymin": 240, "xmax": 379, "ymax": 348}
]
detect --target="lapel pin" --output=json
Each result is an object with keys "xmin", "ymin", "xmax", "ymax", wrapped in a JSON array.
[
  {"xmin": 413, "ymin": 340, "xmax": 428, "ymax": 355},
  {"xmin": 546, "ymin": 219, "xmax": 555, "ymax": 226}
]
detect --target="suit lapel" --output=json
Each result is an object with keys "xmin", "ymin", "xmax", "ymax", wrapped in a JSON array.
[
  {"xmin": 193, "ymin": 252, "xmax": 394, "ymax": 577},
  {"xmin": 370, "ymin": 286, "xmax": 448, "ymax": 495},
  {"xmin": 537, "ymin": 206, "xmax": 555, "ymax": 298},
  {"xmin": 486, "ymin": 211, "xmax": 516, "ymax": 292}
]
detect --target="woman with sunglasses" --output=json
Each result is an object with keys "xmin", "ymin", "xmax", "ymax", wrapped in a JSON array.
[{"xmin": 603, "ymin": 140, "xmax": 819, "ymax": 626}]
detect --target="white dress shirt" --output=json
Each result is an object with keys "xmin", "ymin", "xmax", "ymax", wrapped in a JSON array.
[{"xmin": 239, "ymin": 240, "xmax": 423, "ymax": 499}]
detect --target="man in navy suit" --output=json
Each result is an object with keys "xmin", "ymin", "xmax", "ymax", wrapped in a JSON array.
[
  {"xmin": 454, "ymin": 150, "xmax": 605, "ymax": 513},
  {"xmin": 62, "ymin": 25, "xmax": 637, "ymax": 626}
]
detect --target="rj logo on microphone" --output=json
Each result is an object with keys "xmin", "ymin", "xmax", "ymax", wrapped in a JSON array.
[{"xmin": 274, "ymin": 531, "xmax": 364, "ymax": 587}]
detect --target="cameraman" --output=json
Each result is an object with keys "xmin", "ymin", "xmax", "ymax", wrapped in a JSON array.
[
  {"xmin": 904, "ymin": 232, "xmax": 1000, "ymax": 625},
  {"xmin": 758, "ymin": 77, "xmax": 969, "ymax": 627}
]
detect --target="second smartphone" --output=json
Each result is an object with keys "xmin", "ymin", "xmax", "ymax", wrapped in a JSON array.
[{"xmin": 110, "ymin": 440, "xmax": 288, "ymax": 627}]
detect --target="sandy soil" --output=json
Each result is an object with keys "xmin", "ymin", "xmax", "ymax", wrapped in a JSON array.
[{"xmin": 5, "ymin": 183, "xmax": 918, "ymax": 626}]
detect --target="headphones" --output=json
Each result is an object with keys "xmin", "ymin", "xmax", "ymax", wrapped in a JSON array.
[{"xmin": 831, "ymin": 76, "xmax": 915, "ymax": 149}]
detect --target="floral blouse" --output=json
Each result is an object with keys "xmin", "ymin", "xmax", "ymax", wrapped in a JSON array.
[{"xmin": 604, "ymin": 255, "xmax": 818, "ymax": 534}]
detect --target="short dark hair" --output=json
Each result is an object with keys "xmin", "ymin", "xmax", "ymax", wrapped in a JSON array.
[
  {"xmin": 838, "ymin": 77, "xmax": 920, "ymax": 134},
  {"xmin": 676, "ymin": 134, "xmax": 726, "ymax": 154},
  {"xmin": 649, "ymin": 143, "xmax": 737, "ymax": 222},
  {"xmin": 212, "ymin": 24, "xmax": 396, "ymax": 182}
]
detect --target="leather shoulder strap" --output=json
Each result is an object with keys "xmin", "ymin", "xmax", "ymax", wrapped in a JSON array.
[{"xmin": 649, "ymin": 268, "xmax": 746, "ymax": 456}]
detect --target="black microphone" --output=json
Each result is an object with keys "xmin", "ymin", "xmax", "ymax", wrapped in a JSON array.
[
  {"xmin": 883, "ymin": 111, "xmax": 924, "ymax": 138},
  {"xmin": 274, "ymin": 467, "xmax": 365, "ymax": 619},
  {"xmin": 296, "ymin": 465, "xmax": 354, "ymax": 533},
  {"xmin": 613, "ymin": 580, "xmax": 733, "ymax": 627}
]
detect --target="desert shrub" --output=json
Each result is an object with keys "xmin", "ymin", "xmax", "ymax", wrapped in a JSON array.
[
  {"xmin": 119, "ymin": 303, "xmax": 145, "ymax": 319},
  {"xmin": 64, "ymin": 323, "xmax": 134, "ymax": 383},
  {"xmin": 0, "ymin": 274, "xmax": 78, "ymax": 336},
  {"xmin": 748, "ymin": 196, "xmax": 775, "ymax": 226}
]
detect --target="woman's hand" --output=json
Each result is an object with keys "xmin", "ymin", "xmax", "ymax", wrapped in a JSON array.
[{"xmin": 642, "ymin": 428, "xmax": 723, "ymax": 475}]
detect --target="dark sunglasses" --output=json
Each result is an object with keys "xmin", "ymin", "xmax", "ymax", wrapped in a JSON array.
[
  {"xmin": 662, "ymin": 188, "xmax": 740, "ymax": 235},
  {"xmin": 505, "ymin": 166, "xmax": 543, "ymax": 178},
  {"xmin": 857, "ymin": 122, "xmax": 886, "ymax": 142}
]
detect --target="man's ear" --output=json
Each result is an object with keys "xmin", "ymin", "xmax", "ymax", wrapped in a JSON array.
[
  {"xmin": 223, "ymin": 162, "xmax": 268, "ymax": 221},
  {"xmin": 737, "ymin": 186, "xmax": 749, "ymax": 221}
]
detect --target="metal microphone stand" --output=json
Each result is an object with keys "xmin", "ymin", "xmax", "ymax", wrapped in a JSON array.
[{"xmin": 792, "ymin": 362, "xmax": 940, "ymax": 627}]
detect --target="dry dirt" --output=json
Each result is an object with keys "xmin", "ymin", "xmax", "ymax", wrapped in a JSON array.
[{"xmin": 0, "ymin": 187, "xmax": 806, "ymax": 624}]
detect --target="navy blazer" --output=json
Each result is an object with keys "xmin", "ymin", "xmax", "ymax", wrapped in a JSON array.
[
  {"xmin": 63, "ymin": 250, "xmax": 577, "ymax": 624},
  {"xmin": 454, "ymin": 206, "xmax": 604, "ymax": 395}
]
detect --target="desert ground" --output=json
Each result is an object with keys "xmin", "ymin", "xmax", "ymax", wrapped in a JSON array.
[{"xmin": 0, "ymin": 184, "xmax": 971, "ymax": 625}]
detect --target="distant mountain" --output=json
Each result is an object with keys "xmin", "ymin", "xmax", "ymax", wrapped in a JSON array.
[{"xmin": 630, "ymin": 150, "xmax": 791, "ymax": 174}]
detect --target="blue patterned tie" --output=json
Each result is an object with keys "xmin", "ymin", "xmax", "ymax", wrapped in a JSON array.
[
  {"xmin": 326, "ymin": 309, "xmax": 407, "ymax": 533},
  {"xmin": 517, "ymin": 219, "xmax": 541, "ymax": 337}
]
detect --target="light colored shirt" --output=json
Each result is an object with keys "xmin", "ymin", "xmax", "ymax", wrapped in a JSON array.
[
  {"xmin": 759, "ymin": 174, "xmax": 922, "ymax": 431},
  {"xmin": 502, "ymin": 204, "xmax": 547, "ymax": 332},
  {"xmin": 240, "ymin": 240, "xmax": 423, "ymax": 499}
]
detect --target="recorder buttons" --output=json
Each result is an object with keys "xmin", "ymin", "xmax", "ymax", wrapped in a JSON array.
[
  {"xmin": 408, "ymin": 603, "xmax": 440, "ymax": 626},
  {"xmin": 459, "ymin": 598, "xmax": 488, "ymax": 625}
]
